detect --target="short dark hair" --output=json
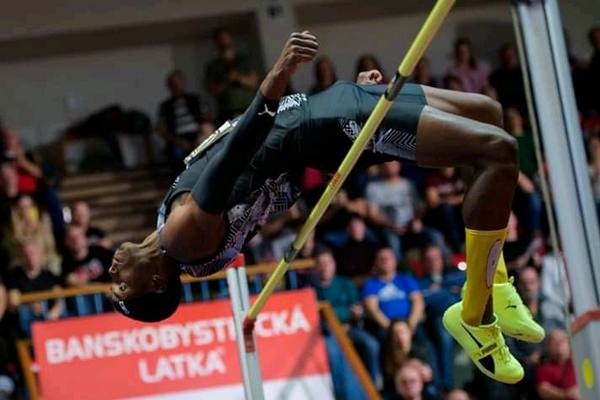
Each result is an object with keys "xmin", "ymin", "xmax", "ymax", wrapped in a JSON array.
[
  {"xmin": 314, "ymin": 244, "xmax": 334, "ymax": 258},
  {"xmin": 112, "ymin": 274, "xmax": 181, "ymax": 323}
]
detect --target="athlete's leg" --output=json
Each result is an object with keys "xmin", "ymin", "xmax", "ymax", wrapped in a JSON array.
[
  {"xmin": 415, "ymin": 105, "xmax": 524, "ymax": 383},
  {"xmin": 421, "ymin": 87, "xmax": 545, "ymax": 345},
  {"xmin": 420, "ymin": 87, "xmax": 512, "ymax": 284}
]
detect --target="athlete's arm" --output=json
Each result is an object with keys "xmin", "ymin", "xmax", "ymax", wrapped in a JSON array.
[{"xmin": 160, "ymin": 31, "xmax": 319, "ymax": 262}]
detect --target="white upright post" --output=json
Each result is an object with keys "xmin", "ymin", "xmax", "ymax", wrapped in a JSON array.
[
  {"xmin": 226, "ymin": 255, "xmax": 265, "ymax": 400},
  {"xmin": 512, "ymin": 1, "xmax": 600, "ymax": 398}
]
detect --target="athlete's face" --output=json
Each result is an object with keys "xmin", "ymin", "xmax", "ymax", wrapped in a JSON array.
[{"xmin": 109, "ymin": 242, "xmax": 164, "ymax": 301}]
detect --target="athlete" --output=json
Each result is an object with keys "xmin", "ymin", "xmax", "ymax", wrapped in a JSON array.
[{"xmin": 109, "ymin": 31, "xmax": 544, "ymax": 384}]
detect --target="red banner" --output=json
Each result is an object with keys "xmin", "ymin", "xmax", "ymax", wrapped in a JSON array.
[{"xmin": 32, "ymin": 289, "xmax": 333, "ymax": 399}]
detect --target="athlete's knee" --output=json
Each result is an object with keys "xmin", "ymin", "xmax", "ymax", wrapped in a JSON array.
[
  {"xmin": 473, "ymin": 94, "xmax": 503, "ymax": 128},
  {"xmin": 489, "ymin": 131, "xmax": 519, "ymax": 172}
]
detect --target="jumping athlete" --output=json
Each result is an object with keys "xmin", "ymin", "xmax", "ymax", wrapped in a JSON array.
[{"xmin": 109, "ymin": 32, "xmax": 544, "ymax": 384}]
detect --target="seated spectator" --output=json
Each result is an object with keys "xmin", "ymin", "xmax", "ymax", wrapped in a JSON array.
[
  {"xmin": 366, "ymin": 161, "xmax": 447, "ymax": 262},
  {"xmin": 6, "ymin": 241, "xmax": 63, "ymax": 336},
  {"xmin": 362, "ymin": 247, "xmax": 424, "ymax": 340},
  {"xmin": 310, "ymin": 56, "xmax": 338, "ymax": 95},
  {"xmin": 417, "ymin": 244, "xmax": 463, "ymax": 390},
  {"xmin": 4, "ymin": 195, "xmax": 60, "ymax": 275},
  {"xmin": 389, "ymin": 362, "xmax": 441, "ymax": 400},
  {"xmin": 61, "ymin": 224, "xmax": 113, "ymax": 286},
  {"xmin": 2, "ymin": 127, "xmax": 64, "ymax": 242},
  {"xmin": 536, "ymin": 329, "xmax": 580, "ymax": 400},
  {"xmin": 503, "ymin": 212, "xmax": 540, "ymax": 273},
  {"xmin": 204, "ymin": 28, "xmax": 258, "ymax": 122},
  {"xmin": 508, "ymin": 266, "xmax": 546, "ymax": 399},
  {"xmin": 70, "ymin": 201, "xmax": 112, "ymax": 249},
  {"xmin": 356, "ymin": 54, "xmax": 387, "ymax": 83},
  {"xmin": 383, "ymin": 320, "xmax": 434, "ymax": 394},
  {"xmin": 539, "ymin": 247, "xmax": 569, "ymax": 329},
  {"xmin": 505, "ymin": 107, "xmax": 543, "ymax": 239},
  {"xmin": 1, "ymin": 129, "xmax": 42, "ymax": 197},
  {"xmin": 589, "ymin": 27, "xmax": 600, "ymax": 114},
  {"xmin": 588, "ymin": 135, "xmax": 600, "ymax": 220},
  {"xmin": 158, "ymin": 70, "xmax": 208, "ymax": 174},
  {"xmin": 326, "ymin": 215, "xmax": 379, "ymax": 279},
  {"xmin": 423, "ymin": 168, "xmax": 465, "ymax": 252},
  {"xmin": 490, "ymin": 44, "xmax": 527, "ymax": 113},
  {"xmin": 443, "ymin": 74, "xmax": 464, "ymax": 92},
  {"xmin": 311, "ymin": 247, "xmax": 381, "ymax": 397},
  {"xmin": 411, "ymin": 58, "xmax": 438, "ymax": 88},
  {"xmin": 446, "ymin": 38, "xmax": 490, "ymax": 94}
]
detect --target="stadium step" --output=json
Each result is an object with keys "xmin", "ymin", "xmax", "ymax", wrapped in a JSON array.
[{"xmin": 59, "ymin": 166, "xmax": 171, "ymax": 244}]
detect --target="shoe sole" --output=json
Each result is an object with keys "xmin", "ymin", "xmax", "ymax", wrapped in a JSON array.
[{"xmin": 443, "ymin": 308, "xmax": 524, "ymax": 384}]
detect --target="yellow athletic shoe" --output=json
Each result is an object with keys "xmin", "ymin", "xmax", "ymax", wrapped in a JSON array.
[
  {"xmin": 494, "ymin": 277, "xmax": 545, "ymax": 343},
  {"xmin": 443, "ymin": 302, "xmax": 524, "ymax": 384}
]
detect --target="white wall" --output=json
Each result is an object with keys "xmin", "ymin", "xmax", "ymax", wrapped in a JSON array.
[{"xmin": 0, "ymin": 46, "xmax": 173, "ymax": 148}]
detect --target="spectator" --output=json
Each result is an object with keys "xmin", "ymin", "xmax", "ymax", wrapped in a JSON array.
[
  {"xmin": 536, "ymin": 329, "xmax": 580, "ymax": 400},
  {"xmin": 411, "ymin": 58, "xmax": 438, "ymax": 87},
  {"xmin": 382, "ymin": 320, "xmax": 433, "ymax": 393},
  {"xmin": 417, "ymin": 245, "xmax": 463, "ymax": 390},
  {"xmin": 589, "ymin": 135, "xmax": 600, "ymax": 220},
  {"xmin": 70, "ymin": 201, "xmax": 112, "ymax": 249},
  {"xmin": 443, "ymin": 75, "xmax": 464, "ymax": 92},
  {"xmin": 1, "ymin": 127, "xmax": 64, "ymax": 242},
  {"xmin": 589, "ymin": 27, "xmax": 600, "ymax": 114},
  {"xmin": 310, "ymin": 56, "xmax": 338, "ymax": 95},
  {"xmin": 366, "ymin": 161, "xmax": 447, "ymax": 262},
  {"xmin": 158, "ymin": 70, "xmax": 207, "ymax": 174},
  {"xmin": 446, "ymin": 389, "xmax": 469, "ymax": 400},
  {"xmin": 362, "ymin": 247, "xmax": 425, "ymax": 339},
  {"xmin": 0, "ymin": 276, "xmax": 15, "ymax": 400},
  {"xmin": 311, "ymin": 247, "xmax": 381, "ymax": 396},
  {"xmin": 423, "ymin": 168, "xmax": 465, "ymax": 252},
  {"xmin": 503, "ymin": 212, "xmax": 539, "ymax": 273},
  {"xmin": 447, "ymin": 38, "xmax": 490, "ymax": 94},
  {"xmin": 61, "ymin": 224, "xmax": 113, "ymax": 287},
  {"xmin": 1, "ymin": 129, "xmax": 42, "ymax": 197},
  {"xmin": 356, "ymin": 54, "xmax": 387, "ymax": 83},
  {"xmin": 510, "ymin": 267, "xmax": 546, "ymax": 399},
  {"xmin": 505, "ymin": 107, "xmax": 543, "ymax": 239},
  {"xmin": 4, "ymin": 195, "xmax": 60, "ymax": 275},
  {"xmin": 539, "ymin": 247, "xmax": 569, "ymax": 329},
  {"xmin": 6, "ymin": 241, "xmax": 63, "ymax": 336},
  {"xmin": 390, "ymin": 363, "xmax": 441, "ymax": 400},
  {"xmin": 490, "ymin": 44, "xmax": 527, "ymax": 113},
  {"xmin": 204, "ymin": 29, "xmax": 258, "ymax": 122},
  {"xmin": 331, "ymin": 215, "xmax": 380, "ymax": 279}
]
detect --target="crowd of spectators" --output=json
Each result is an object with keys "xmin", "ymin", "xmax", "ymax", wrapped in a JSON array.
[{"xmin": 1, "ymin": 25, "xmax": 599, "ymax": 400}]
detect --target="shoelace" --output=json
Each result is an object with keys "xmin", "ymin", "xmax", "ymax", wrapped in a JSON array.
[{"xmin": 487, "ymin": 325, "xmax": 511, "ymax": 363}]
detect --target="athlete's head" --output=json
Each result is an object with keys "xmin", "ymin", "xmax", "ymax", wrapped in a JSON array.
[{"xmin": 109, "ymin": 230, "xmax": 181, "ymax": 322}]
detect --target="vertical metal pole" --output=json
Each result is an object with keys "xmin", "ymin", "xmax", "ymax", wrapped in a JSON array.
[
  {"xmin": 237, "ymin": 267, "xmax": 265, "ymax": 400},
  {"xmin": 226, "ymin": 266, "xmax": 255, "ymax": 400},
  {"xmin": 227, "ymin": 256, "xmax": 266, "ymax": 400},
  {"xmin": 512, "ymin": 1, "xmax": 600, "ymax": 398}
]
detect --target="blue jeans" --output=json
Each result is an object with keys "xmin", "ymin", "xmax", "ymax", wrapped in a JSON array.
[
  {"xmin": 347, "ymin": 327, "xmax": 381, "ymax": 384},
  {"xmin": 325, "ymin": 334, "xmax": 368, "ymax": 400}
]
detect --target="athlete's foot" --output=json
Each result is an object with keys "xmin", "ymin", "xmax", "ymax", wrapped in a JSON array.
[
  {"xmin": 443, "ymin": 302, "xmax": 524, "ymax": 384},
  {"xmin": 494, "ymin": 277, "xmax": 545, "ymax": 343}
]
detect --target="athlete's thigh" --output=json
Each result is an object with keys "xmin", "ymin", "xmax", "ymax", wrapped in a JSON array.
[
  {"xmin": 421, "ymin": 85, "xmax": 502, "ymax": 127},
  {"xmin": 415, "ymin": 105, "xmax": 506, "ymax": 169}
]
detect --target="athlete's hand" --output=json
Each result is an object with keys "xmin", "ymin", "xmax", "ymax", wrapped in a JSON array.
[
  {"xmin": 356, "ymin": 69, "xmax": 383, "ymax": 85},
  {"xmin": 262, "ymin": 31, "xmax": 319, "ymax": 100},
  {"xmin": 273, "ymin": 31, "xmax": 319, "ymax": 77}
]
